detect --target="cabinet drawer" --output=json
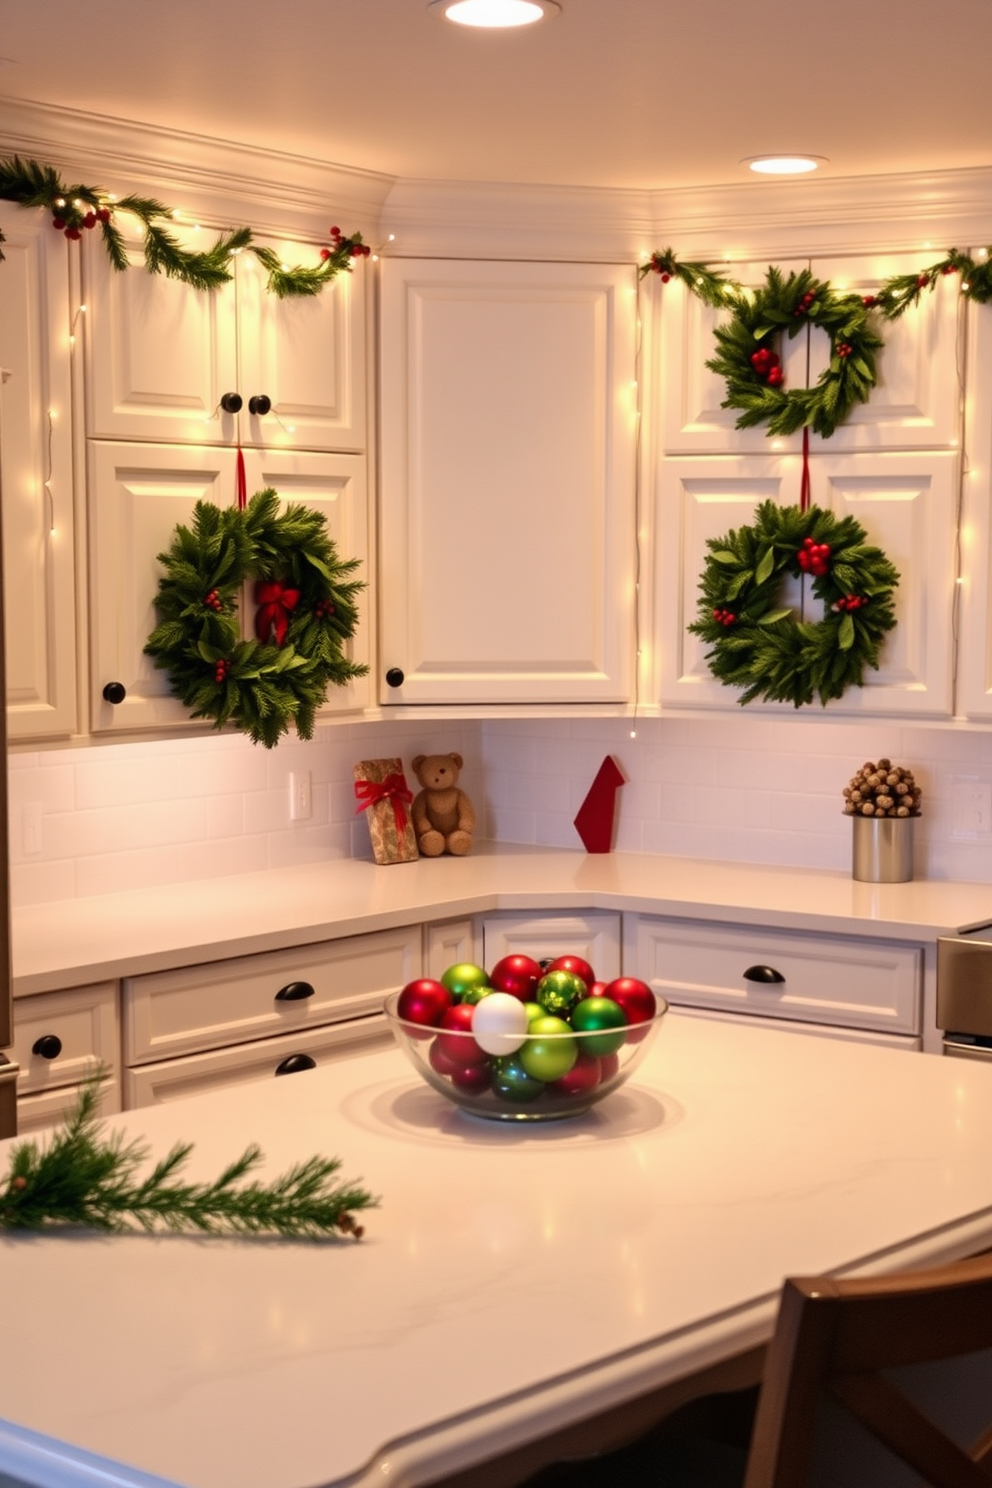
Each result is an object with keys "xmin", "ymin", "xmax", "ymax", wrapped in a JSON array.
[
  {"xmin": 12, "ymin": 983, "xmax": 119, "ymax": 1094},
  {"xmin": 125, "ymin": 1015, "xmax": 390, "ymax": 1108},
  {"xmin": 624, "ymin": 916, "xmax": 922, "ymax": 1035},
  {"xmin": 17, "ymin": 1077, "xmax": 121, "ymax": 1134},
  {"xmin": 481, "ymin": 913, "xmax": 621, "ymax": 982},
  {"xmin": 124, "ymin": 928, "xmax": 420, "ymax": 1066}
]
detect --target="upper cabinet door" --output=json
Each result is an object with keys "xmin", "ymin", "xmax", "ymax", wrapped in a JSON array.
[
  {"xmin": 236, "ymin": 238, "xmax": 366, "ymax": 454},
  {"xmin": 656, "ymin": 251, "xmax": 961, "ymax": 455},
  {"xmin": 378, "ymin": 259, "xmax": 637, "ymax": 705},
  {"xmin": 83, "ymin": 225, "xmax": 366, "ymax": 452},
  {"xmin": 0, "ymin": 204, "xmax": 78, "ymax": 740},
  {"xmin": 657, "ymin": 451, "xmax": 957, "ymax": 716},
  {"xmin": 82, "ymin": 218, "xmax": 238, "ymax": 446}
]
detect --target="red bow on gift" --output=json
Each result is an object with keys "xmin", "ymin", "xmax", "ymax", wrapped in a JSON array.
[
  {"xmin": 254, "ymin": 580, "xmax": 301, "ymax": 646},
  {"xmin": 354, "ymin": 773, "xmax": 413, "ymax": 836}
]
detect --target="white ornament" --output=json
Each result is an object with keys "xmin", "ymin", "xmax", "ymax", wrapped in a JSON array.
[{"xmin": 471, "ymin": 992, "xmax": 529, "ymax": 1056}]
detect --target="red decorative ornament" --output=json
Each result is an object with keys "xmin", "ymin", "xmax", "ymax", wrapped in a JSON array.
[
  {"xmin": 546, "ymin": 954, "xmax": 596, "ymax": 990},
  {"xmin": 551, "ymin": 1052, "xmax": 602, "ymax": 1097},
  {"xmin": 436, "ymin": 1004, "xmax": 489, "ymax": 1067},
  {"xmin": 204, "ymin": 588, "xmax": 223, "ymax": 612},
  {"xmin": 603, "ymin": 977, "xmax": 656, "ymax": 1026},
  {"xmin": 397, "ymin": 978, "xmax": 452, "ymax": 1029},
  {"xmin": 489, "ymin": 954, "xmax": 543, "ymax": 1002},
  {"xmin": 712, "ymin": 607, "xmax": 737, "ymax": 627},
  {"xmin": 213, "ymin": 659, "xmax": 229, "ymax": 684},
  {"xmin": 792, "ymin": 289, "xmax": 816, "ymax": 319},
  {"xmin": 833, "ymin": 594, "xmax": 869, "ymax": 613},
  {"xmin": 254, "ymin": 579, "xmax": 301, "ymax": 645}
]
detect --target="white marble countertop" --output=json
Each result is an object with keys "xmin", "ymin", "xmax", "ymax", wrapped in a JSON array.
[
  {"xmin": 1, "ymin": 1012, "xmax": 992, "ymax": 1488},
  {"xmin": 13, "ymin": 844, "xmax": 992, "ymax": 996}
]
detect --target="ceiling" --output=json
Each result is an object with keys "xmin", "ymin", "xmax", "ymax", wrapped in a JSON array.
[{"xmin": 0, "ymin": 0, "xmax": 991, "ymax": 192}]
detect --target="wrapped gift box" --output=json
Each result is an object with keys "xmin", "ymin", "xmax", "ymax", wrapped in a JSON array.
[{"xmin": 354, "ymin": 758, "xmax": 418, "ymax": 864}]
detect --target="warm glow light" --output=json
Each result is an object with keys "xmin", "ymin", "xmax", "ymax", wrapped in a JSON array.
[
  {"xmin": 428, "ymin": 0, "xmax": 560, "ymax": 26},
  {"xmin": 743, "ymin": 155, "xmax": 825, "ymax": 176}
]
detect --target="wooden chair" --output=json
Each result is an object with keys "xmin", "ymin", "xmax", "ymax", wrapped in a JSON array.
[{"xmin": 533, "ymin": 1249, "xmax": 992, "ymax": 1488}]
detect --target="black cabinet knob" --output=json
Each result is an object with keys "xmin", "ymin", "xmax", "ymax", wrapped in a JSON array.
[
  {"xmin": 385, "ymin": 668, "xmax": 405, "ymax": 688},
  {"xmin": 743, "ymin": 964, "xmax": 786, "ymax": 985},
  {"xmin": 274, "ymin": 981, "xmax": 315, "ymax": 1002},
  {"xmin": 248, "ymin": 394, "xmax": 271, "ymax": 416},
  {"xmin": 274, "ymin": 1053, "xmax": 317, "ymax": 1076},
  {"xmin": 102, "ymin": 682, "xmax": 126, "ymax": 704},
  {"xmin": 32, "ymin": 1034, "xmax": 63, "ymax": 1060},
  {"xmin": 220, "ymin": 391, "xmax": 243, "ymax": 413}
]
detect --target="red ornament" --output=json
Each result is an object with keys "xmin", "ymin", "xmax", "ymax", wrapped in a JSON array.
[
  {"xmin": 449, "ymin": 1061, "xmax": 491, "ymax": 1092},
  {"xmin": 436, "ymin": 1003, "xmax": 489, "ymax": 1067},
  {"xmin": 603, "ymin": 977, "xmax": 656, "ymax": 1026},
  {"xmin": 599, "ymin": 1052, "xmax": 621, "ymax": 1083},
  {"xmin": 397, "ymin": 978, "xmax": 452, "ymax": 1029},
  {"xmin": 546, "ymin": 954, "xmax": 596, "ymax": 989},
  {"xmin": 489, "ymin": 954, "xmax": 542, "ymax": 1002},
  {"xmin": 550, "ymin": 1052, "xmax": 602, "ymax": 1097}
]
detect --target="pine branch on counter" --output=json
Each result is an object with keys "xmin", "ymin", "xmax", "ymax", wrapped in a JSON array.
[{"xmin": 0, "ymin": 1075, "xmax": 377, "ymax": 1239}]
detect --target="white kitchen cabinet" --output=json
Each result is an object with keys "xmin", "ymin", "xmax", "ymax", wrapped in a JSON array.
[
  {"xmin": 656, "ymin": 450, "xmax": 958, "ymax": 715},
  {"xmin": 88, "ymin": 442, "xmax": 370, "ymax": 734},
  {"xmin": 124, "ymin": 927, "xmax": 418, "ymax": 1067},
  {"xmin": 655, "ymin": 251, "xmax": 961, "ymax": 457},
  {"xmin": 83, "ymin": 222, "xmax": 366, "ymax": 453},
  {"xmin": 11, "ymin": 980, "xmax": 121, "ymax": 1130},
  {"xmin": 481, "ymin": 911, "xmax": 621, "ymax": 982},
  {"xmin": 0, "ymin": 203, "xmax": 78, "ymax": 741},
  {"xmin": 378, "ymin": 258, "xmax": 637, "ymax": 705},
  {"xmin": 425, "ymin": 918, "xmax": 479, "ymax": 979},
  {"xmin": 125, "ymin": 1014, "xmax": 388, "ymax": 1108},
  {"xmin": 623, "ymin": 913, "xmax": 922, "ymax": 1041},
  {"xmin": 954, "ymin": 285, "xmax": 992, "ymax": 718}
]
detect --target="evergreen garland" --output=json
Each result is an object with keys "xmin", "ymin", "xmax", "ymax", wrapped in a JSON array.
[
  {"xmin": 689, "ymin": 500, "xmax": 900, "ymax": 707},
  {"xmin": 0, "ymin": 155, "xmax": 369, "ymax": 296},
  {"xmin": 0, "ymin": 1077, "xmax": 376, "ymax": 1239},
  {"xmin": 145, "ymin": 488, "xmax": 368, "ymax": 747}
]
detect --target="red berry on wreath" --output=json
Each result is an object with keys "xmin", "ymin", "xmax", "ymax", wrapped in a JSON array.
[
  {"xmin": 320, "ymin": 248, "xmax": 331, "ymax": 261},
  {"xmin": 862, "ymin": 294, "xmax": 877, "ymax": 307},
  {"xmin": 766, "ymin": 366, "xmax": 784, "ymax": 387},
  {"xmin": 52, "ymin": 217, "xmax": 65, "ymax": 231},
  {"xmin": 83, "ymin": 211, "xmax": 97, "ymax": 229},
  {"xmin": 96, "ymin": 207, "xmax": 111, "ymax": 224},
  {"xmin": 917, "ymin": 274, "xmax": 929, "ymax": 289},
  {"xmin": 65, "ymin": 228, "xmax": 82, "ymax": 240},
  {"xmin": 659, "ymin": 271, "xmax": 671, "ymax": 282}
]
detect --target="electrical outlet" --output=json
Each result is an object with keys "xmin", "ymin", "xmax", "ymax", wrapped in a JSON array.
[
  {"xmin": 951, "ymin": 781, "xmax": 992, "ymax": 837},
  {"xmin": 289, "ymin": 771, "xmax": 312, "ymax": 822}
]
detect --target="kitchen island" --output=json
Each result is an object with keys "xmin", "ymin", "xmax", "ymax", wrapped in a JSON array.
[{"xmin": 2, "ymin": 1010, "xmax": 992, "ymax": 1488}]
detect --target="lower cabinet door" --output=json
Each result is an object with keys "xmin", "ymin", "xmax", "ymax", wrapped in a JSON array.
[
  {"xmin": 125, "ymin": 1014, "xmax": 390, "ymax": 1107},
  {"xmin": 17, "ymin": 1077, "xmax": 121, "ymax": 1134},
  {"xmin": 481, "ymin": 912, "xmax": 621, "ymax": 982}
]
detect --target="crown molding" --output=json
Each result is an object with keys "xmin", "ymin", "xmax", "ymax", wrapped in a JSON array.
[
  {"xmin": 4, "ymin": 95, "xmax": 992, "ymax": 261},
  {"xmin": 0, "ymin": 95, "xmax": 396, "ymax": 239}
]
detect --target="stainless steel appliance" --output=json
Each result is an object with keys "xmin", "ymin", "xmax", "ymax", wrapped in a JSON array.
[{"xmin": 937, "ymin": 922, "xmax": 992, "ymax": 1061}]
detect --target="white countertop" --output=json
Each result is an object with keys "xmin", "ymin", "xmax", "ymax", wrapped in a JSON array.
[
  {"xmin": 13, "ymin": 845, "xmax": 992, "ymax": 996},
  {"xmin": 1, "ymin": 1012, "xmax": 992, "ymax": 1488}
]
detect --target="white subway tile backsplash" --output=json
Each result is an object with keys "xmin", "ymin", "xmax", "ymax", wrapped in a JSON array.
[{"xmin": 9, "ymin": 712, "xmax": 992, "ymax": 904}]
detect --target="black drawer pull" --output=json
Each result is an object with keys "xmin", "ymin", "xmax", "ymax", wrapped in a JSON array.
[
  {"xmin": 274, "ymin": 1053, "xmax": 317, "ymax": 1076},
  {"xmin": 385, "ymin": 667, "xmax": 405, "ymax": 688},
  {"xmin": 743, "ymin": 964, "xmax": 786, "ymax": 985},
  {"xmin": 102, "ymin": 681, "xmax": 126, "ymax": 704},
  {"xmin": 274, "ymin": 981, "xmax": 315, "ymax": 1002},
  {"xmin": 248, "ymin": 394, "xmax": 271, "ymax": 416},
  {"xmin": 220, "ymin": 391, "xmax": 243, "ymax": 413},
  {"xmin": 32, "ymin": 1034, "xmax": 63, "ymax": 1060}
]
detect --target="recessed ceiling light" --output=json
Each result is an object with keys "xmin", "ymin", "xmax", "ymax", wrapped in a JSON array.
[
  {"xmin": 743, "ymin": 155, "xmax": 827, "ymax": 176},
  {"xmin": 428, "ymin": 0, "xmax": 561, "ymax": 27}
]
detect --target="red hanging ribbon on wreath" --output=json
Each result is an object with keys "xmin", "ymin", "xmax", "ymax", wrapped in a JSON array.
[
  {"xmin": 254, "ymin": 580, "xmax": 301, "ymax": 645},
  {"xmin": 354, "ymin": 774, "xmax": 413, "ymax": 836},
  {"xmin": 236, "ymin": 446, "xmax": 247, "ymax": 512}
]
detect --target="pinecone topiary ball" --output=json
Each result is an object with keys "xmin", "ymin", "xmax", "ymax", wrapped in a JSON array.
[{"xmin": 842, "ymin": 759, "xmax": 922, "ymax": 819}]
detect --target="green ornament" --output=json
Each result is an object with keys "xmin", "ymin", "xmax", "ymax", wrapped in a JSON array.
[
  {"xmin": 491, "ymin": 1055, "xmax": 544, "ymax": 1104},
  {"xmin": 519, "ymin": 1016, "xmax": 577, "ymax": 1083},
  {"xmin": 536, "ymin": 970, "xmax": 586, "ymax": 1018},
  {"xmin": 570, "ymin": 996, "xmax": 628, "ymax": 1058},
  {"xmin": 523, "ymin": 1001, "xmax": 545, "ymax": 1027},
  {"xmin": 441, "ymin": 963, "xmax": 491, "ymax": 1002}
]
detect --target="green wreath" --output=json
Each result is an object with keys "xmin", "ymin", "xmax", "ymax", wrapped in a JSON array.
[
  {"xmin": 705, "ymin": 266, "xmax": 884, "ymax": 439},
  {"xmin": 689, "ymin": 501, "xmax": 900, "ymax": 707},
  {"xmin": 145, "ymin": 488, "xmax": 368, "ymax": 747}
]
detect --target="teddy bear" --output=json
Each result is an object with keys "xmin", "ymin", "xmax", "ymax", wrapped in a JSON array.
[{"xmin": 410, "ymin": 752, "xmax": 475, "ymax": 857}]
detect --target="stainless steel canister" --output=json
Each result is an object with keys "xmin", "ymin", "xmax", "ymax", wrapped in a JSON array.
[{"xmin": 852, "ymin": 814, "xmax": 914, "ymax": 883}]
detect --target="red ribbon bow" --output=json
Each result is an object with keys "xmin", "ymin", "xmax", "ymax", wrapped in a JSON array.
[
  {"xmin": 354, "ymin": 773, "xmax": 413, "ymax": 837},
  {"xmin": 254, "ymin": 580, "xmax": 301, "ymax": 646}
]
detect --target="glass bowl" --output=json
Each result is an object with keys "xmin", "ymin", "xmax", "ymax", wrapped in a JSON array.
[{"xmin": 383, "ymin": 989, "xmax": 667, "ymax": 1122}]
